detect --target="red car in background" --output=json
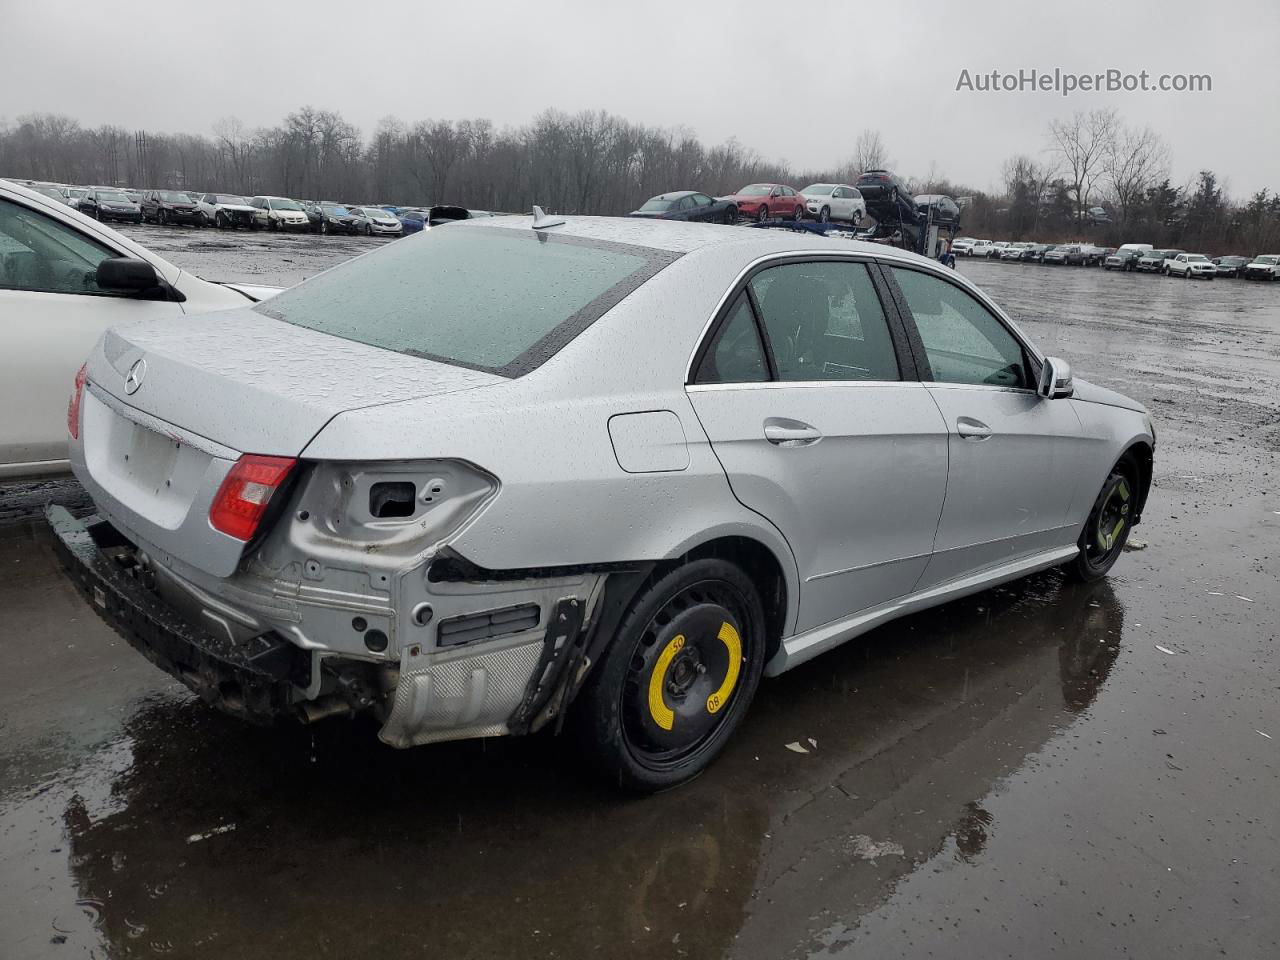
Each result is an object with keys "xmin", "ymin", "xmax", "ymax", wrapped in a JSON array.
[{"xmin": 723, "ymin": 183, "xmax": 805, "ymax": 222}]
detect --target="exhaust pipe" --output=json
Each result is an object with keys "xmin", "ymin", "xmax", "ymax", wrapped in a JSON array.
[{"xmin": 296, "ymin": 696, "xmax": 353, "ymax": 724}]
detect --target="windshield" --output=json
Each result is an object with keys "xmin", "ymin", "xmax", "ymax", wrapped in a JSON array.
[
  {"xmin": 321, "ymin": 204, "xmax": 350, "ymax": 216},
  {"xmin": 216, "ymin": 195, "xmax": 247, "ymax": 205},
  {"xmin": 159, "ymin": 191, "xmax": 191, "ymax": 202},
  {"xmin": 1256, "ymin": 256, "xmax": 1279, "ymax": 264},
  {"xmin": 638, "ymin": 198, "xmax": 675, "ymax": 212},
  {"xmin": 801, "ymin": 184, "xmax": 834, "ymax": 196},
  {"xmin": 270, "ymin": 198, "xmax": 302, "ymax": 211},
  {"xmin": 70, "ymin": 189, "xmax": 88, "ymax": 198},
  {"xmin": 737, "ymin": 185, "xmax": 772, "ymax": 197},
  {"xmin": 1187, "ymin": 255, "xmax": 1208, "ymax": 262},
  {"xmin": 97, "ymin": 191, "xmax": 129, "ymax": 202},
  {"xmin": 256, "ymin": 226, "xmax": 677, "ymax": 376}
]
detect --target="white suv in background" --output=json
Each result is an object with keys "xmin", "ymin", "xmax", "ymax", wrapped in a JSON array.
[
  {"xmin": 799, "ymin": 184, "xmax": 865, "ymax": 224},
  {"xmin": 1165, "ymin": 253, "xmax": 1217, "ymax": 279},
  {"xmin": 1243, "ymin": 255, "xmax": 1280, "ymax": 280},
  {"xmin": 965, "ymin": 239, "xmax": 994, "ymax": 257}
]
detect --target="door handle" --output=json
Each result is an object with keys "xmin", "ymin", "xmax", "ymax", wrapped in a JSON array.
[
  {"xmin": 956, "ymin": 417, "xmax": 993, "ymax": 441},
  {"xmin": 764, "ymin": 418, "xmax": 822, "ymax": 447}
]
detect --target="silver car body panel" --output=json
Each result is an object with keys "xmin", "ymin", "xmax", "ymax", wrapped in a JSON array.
[{"xmin": 66, "ymin": 215, "xmax": 1154, "ymax": 746}]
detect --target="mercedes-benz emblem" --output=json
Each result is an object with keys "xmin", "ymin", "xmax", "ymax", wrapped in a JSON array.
[{"xmin": 124, "ymin": 358, "xmax": 147, "ymax": 395}]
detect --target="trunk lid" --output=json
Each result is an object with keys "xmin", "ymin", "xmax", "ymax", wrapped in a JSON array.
[
  {"xmin": 78, "ymin": 308, "xmax": 505, "ymax": 578},
  {"xmin": 90, "ymin": 308, "xmax": 504, "ymax": 456}
]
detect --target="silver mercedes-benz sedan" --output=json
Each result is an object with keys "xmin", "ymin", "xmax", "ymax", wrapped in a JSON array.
[{"xmin": 50, "ymin": 213, "xmax": 1155, "ymax": 791}]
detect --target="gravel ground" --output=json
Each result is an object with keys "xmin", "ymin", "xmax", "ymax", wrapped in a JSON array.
[{"xmin": 1, "ymin": 235, "xmax": 1277, "ymax": 960}]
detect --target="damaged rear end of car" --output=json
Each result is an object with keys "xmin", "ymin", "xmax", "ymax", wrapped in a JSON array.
[{"xmin": 51, "ymin": 219, "xmax": 684, "ymax": 750}]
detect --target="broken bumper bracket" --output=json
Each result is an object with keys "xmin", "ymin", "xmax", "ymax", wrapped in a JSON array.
[{"xmin": 45, "ymin": 505, "xmax": 308, "ymax": 724}]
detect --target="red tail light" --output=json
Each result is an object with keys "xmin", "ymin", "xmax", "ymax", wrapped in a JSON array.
[
  {"xmin": 67, "ymin": 363, "xmax": 87, "ymax": 439},
  {"xmin": 209, "ymin": 454, "xmax": 296, "ymax": 541}
]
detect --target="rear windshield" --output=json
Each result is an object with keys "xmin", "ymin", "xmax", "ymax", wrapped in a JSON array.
[
  {"xmin": 255, "ymin": 225, "xmax": 679, "ymax": 377},
  {"xmin": 639, "ymin": 198, "xmax": 675, "ymax": 211}
]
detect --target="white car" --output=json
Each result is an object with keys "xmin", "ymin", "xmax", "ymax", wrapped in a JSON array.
[
  {"xmin": 249, "ymin": 196, "xmax": 310, "ymax": 231},
  {"xmin": 1000, "ymin": 242, "xmax": 1032, "ymax": 260},
  {"xmin": 0, "ymin": 179, "xmax": 279, "ymax": 478},
  {"xmin": 1165, "ymin": 253, "xmax": 1216, "ymax": 280},
  {"xmin": 965, "ymin": 240, "xmax": 995, "ymax": 257},
  {"xmin": 1242, "ymin": 255, "xmax": 1280, "ymax": 281},
  {"xmin": 986, "ymin": 242, "xmax": 1011, "ymax": 259},
  {"xmin": 351, "ymin": 206, "xmax": 405, "ymax": 236},
  {"xmin": 194, "ymin": 193, "xmax": 259, "ymax": 229},
  {"xmin": 950, "ymin": 237, "xmax": 976, "ymax": 255},
  {"xmin": 799, "ymin": 184, "xmax": 865, "ymax": 224}
]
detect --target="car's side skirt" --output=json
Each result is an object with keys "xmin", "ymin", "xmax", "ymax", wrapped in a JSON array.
[{"xmin": 765, "ymin": 543, "xmax": 1080, "ymax": 676}]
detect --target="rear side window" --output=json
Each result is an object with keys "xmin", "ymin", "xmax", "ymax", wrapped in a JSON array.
[
  {"xmin": 891, "ymin": 267, "xmax": 1029, "ymax": 388},
  {"xmin": 257, "ymin": 225, "xmax": 678, "ymax": 377},
  {"xmin": 749, "ymin": 261, "xmax": 900, "ymax": 382},
  {"xmin": 695, "ymin": 293, "xmax": 768, "ymax": 384}
]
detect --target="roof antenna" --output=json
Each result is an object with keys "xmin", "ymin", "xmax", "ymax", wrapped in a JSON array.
[{"xmin": 531, "ymin": 205, "xmax": 565, "ymax": 229}]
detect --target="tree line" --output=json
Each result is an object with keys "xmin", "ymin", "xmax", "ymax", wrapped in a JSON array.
[{"xmin": 1, "ymin": 106, "xmax": 1275, "ymax": 254}]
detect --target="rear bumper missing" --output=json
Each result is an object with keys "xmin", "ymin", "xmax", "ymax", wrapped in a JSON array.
[{"xmin": 46, "ymin": 506, "xmax": 309, "ymax": 723}]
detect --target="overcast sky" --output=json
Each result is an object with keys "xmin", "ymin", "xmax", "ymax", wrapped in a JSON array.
[{"xmin": 5, "ymin": 0, "xmax": 1277, "ymax": 197}]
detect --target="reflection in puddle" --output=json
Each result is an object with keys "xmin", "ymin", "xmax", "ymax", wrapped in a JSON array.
[{"xmin": 53, "ymin": 572, "xmax": 1124, "ymax": 959}]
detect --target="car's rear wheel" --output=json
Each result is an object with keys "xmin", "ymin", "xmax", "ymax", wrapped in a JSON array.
[
  {"xmin": 158, "ymin": 209, "xmax": 168, "ymax": 226},
  {"xmin": 573, "ymin": 558, "xmax": 766, "ymax": 792},
  {"xmin": 1067, "ymin": 456, "xmax": 1139, "ymax": 582}
]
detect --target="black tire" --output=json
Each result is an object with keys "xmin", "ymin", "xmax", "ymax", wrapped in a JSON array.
[
  {"xmin": 321, "ymin": 220, "xmax": 329, "ymax": 235},
  {"xmin": 572, "ymin": 558, "xmax": 767, "ymax": 792},
  {"xmin": 756, "ymin": 205, "xmax": 769, "ymax": 223},
  {"xmin": 793, "ymin": 205, "xmax": 803, "ymax": 221},
  {"xmin": 723, "ymin": 206, "xmax": 736, "ymax": 225},
  {"xmin": 215, "ymin": 212, "xmax": 227, "ymax": 229},
  {"xmin": 818, "ymin": 206, "xmax": 830, "ymax": 223},
  {"xmin": 158, "ymin": 209, "xmax": 168, "ymax": 226},
  {"xmin": 1067, "ymin": 456, "xmax": 1139, "ymax": 582}
]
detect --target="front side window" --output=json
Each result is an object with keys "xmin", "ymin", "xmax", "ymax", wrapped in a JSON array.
[
  {"xmin": 0, "ymin": 197, "xmax": 114, "ymax": 295},
  {"xmin": 749, "ymin": 261, "xmax": 899, "ymax": 382},
  {"xmin": 891, "ymin": 267, "xmax": 1029, "ymax": 389},
  {"xmin": 257, "ymin": 226, "xmax": 677, "ymax": 376},
  {"xmin": 694, "ymin": 293, "xmax": 768, "ymax": 384}
]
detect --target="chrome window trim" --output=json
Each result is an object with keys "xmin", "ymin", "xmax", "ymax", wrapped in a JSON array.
[
  {"xmin": 687, "ymin": 379, "xmax": 918, "ymax": 393},
  {"xmin": 684, "ymin": 248, "xmax": 1044, "ymax": 385}
]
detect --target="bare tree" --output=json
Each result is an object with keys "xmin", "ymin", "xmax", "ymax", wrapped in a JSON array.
[
  {"xmin": 852, "ymin": 129, "xmax": 890, "ymax": 175},
  {"xmin": 1105, "ymin": 124, "xmax": 1168, "ymax": 225},
  {"xmin": 1047, "ymin": 108, "xmax": 1117, "ymax": 225}
]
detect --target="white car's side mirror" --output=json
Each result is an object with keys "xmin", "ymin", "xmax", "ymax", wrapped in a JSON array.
[{"xmin": 1038, "ymin": 356, "xmax": 1074, "ymax": 399}]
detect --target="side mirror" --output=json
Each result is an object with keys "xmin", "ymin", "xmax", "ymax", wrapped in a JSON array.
[
  {"xmin": 1038, "ymin": 356, "xmax": 1074, "ymax": 399},
  {"xmin": 97, "ymin": 257, "xmax": 161, "ymax": 292}
]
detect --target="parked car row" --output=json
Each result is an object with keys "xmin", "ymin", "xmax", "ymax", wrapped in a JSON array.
[
  {"xmin": 628, "ymin": 171, "xmax": 959, "ymax": 231},
  {"xmin": 954, "ymin": 236, "xmax": 1278, "ymax": 280}
]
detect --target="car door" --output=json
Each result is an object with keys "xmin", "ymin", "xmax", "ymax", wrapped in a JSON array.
[
  {"xmin": 884, "ymin": 264, "xmax": 1088, "ymax": 588},
  {"xmin": 0, "ymin": 195, "xmax": 184, "ymax": 472},
  {"xmin": 831, "ymin": 187, "xmax": 852, "ymax": 221},
  {"xmin": 686, "ymin": 258, "xmax": 950, "ymax": 633},
  {"xmin": 691, "ymin": 194, "xmax": 714, "ymax": 222}
]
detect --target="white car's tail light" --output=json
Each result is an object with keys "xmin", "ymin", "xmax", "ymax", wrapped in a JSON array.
[
  {"xmin": 209, "ymin": 454, "xmax": 296, "ymax": 540},
  {"xmin": 67, "ymin": 363, "xmax": 87, "ymax": 439}
]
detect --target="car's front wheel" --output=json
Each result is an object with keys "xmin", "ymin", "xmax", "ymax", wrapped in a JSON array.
[
  {"xmin": 723, "ymin": 206, "xmax": 736, "ymax": 224},
  {"xmin": 756, "ymin": 205, "xmax": 769, "ymax": 223},
  {"xmin": 1068, "ymin": 456, "xmax": 1139, "ymax": 582},
  {"xmin": 818, "ymin": 206, "xmax": 830, "ymax": 223},
  {"xmin": 573, "ymin": 558, "xmax": 766, "ymax": 791}
]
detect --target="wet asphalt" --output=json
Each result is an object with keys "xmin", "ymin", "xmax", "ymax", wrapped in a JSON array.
[{"xmin": 1, "ymin": 231, "xmax": 1278, "ymax": 959}]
